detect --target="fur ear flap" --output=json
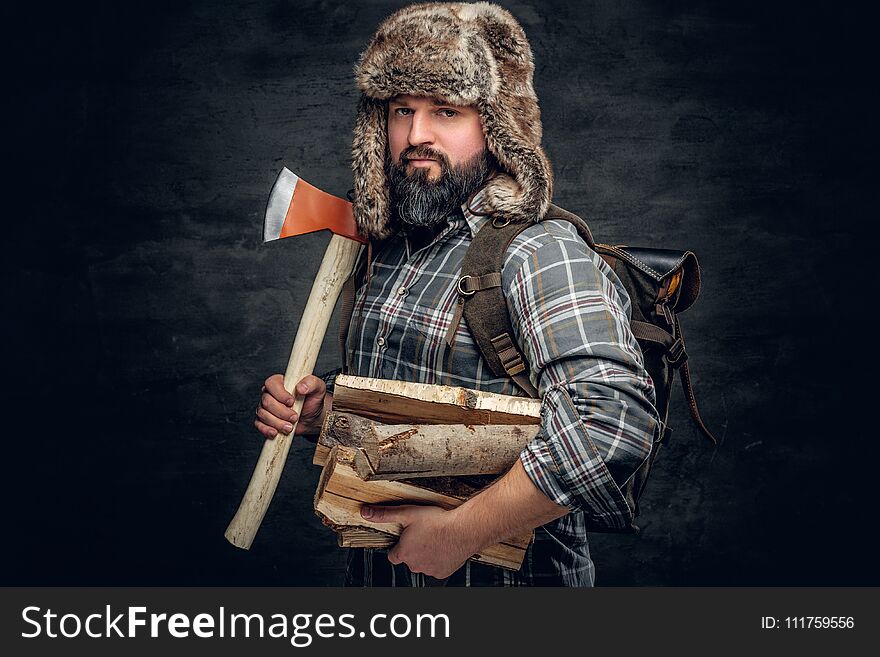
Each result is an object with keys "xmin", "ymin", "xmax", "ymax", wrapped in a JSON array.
[
  {"xmin": 480, "ymin": 100, "xmax": 553, "ymax": 225},
  {"xmin": 351, "ymin": 95, "xmax": 397, "ymax": 241}
]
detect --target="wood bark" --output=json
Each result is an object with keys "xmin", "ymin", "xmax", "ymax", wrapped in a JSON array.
[
  {"xmin": 320, "ymin": 411, "xmax": 539, "ymax": 479},
  {"xmin": 331, "ymin": 374, "xmax": 541, "ymax": 426}
]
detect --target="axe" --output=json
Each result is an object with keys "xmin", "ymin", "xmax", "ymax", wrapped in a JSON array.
[{"xmin": 225, "ymin": 168, "xmax": 366, "ymax": 550}]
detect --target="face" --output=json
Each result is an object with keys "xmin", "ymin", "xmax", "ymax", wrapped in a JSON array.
[{"xmin": 388, "ymin": 95, "xmax": 487, "ymax": 181}]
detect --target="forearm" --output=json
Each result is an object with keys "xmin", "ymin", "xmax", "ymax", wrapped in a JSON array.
[
  {"xmin": 448, "ymin": 458, "xmax": 569, "ymax": 554},
  {"xmin": 363, "ymin": 446, "xmax": 569, "ymax": 578}
]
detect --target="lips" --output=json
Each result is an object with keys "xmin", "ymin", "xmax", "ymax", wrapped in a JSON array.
[{"xmin": 406, "ymin": 158, "xmax": 438, "ymax": 168}]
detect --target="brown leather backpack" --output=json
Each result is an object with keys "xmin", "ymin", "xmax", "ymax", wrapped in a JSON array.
[{"xmin": 453, "ymin": 203, "xmax": 716, "ymax": 532}]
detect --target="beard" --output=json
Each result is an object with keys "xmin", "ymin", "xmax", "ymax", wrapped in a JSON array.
[{"xmin": 387, "ymin": 146, "xmax": 495, "ymax": 229}]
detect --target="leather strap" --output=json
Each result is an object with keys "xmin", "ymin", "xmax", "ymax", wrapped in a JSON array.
[
  {"xmin": 459, "ymin": 272, "xmax": 502, "ymax": 293},
  {"xmin": 633, "ymin": 318, "xmax": 714, "ymax": 443},
  {"xmin": 445, "ymin": 298, "xmax": 465, "ymax": 347},
  {"xmin": 459, "ymin": 219, "xmax": 540, "ymax": 396},
  {"xmin": 446, "ymin": 273, "xmax": 504, "ymax": 347},
  {"xmin": 631, "ymin": 320, "xmax": 675, "ymax": 349},
  {"xmin": 337, "ymin": 241, "xmax": 370, "ymax": 374},
  {"xmin": 338, "ymin": 273, "xmax": 356, "ymax": 374},
  {"xmin": 673, "ymin": 316, "xmax": 717, "ymax": 445},
  {"xmin": 631, "ymin": 320, "xmax": 688, "ymax": 368}
]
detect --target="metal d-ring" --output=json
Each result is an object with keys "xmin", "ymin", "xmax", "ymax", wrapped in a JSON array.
[
  {"xmin": 492, "ymin": 216, "xmax": 511, "ymax": 228},
  {"xmin": 457, "ymin": 276, "xmax": 476, "ymax": 296}
]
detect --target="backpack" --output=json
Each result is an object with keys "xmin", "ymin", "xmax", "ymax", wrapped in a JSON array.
[
  {"xmin": 455, "ymin": 203, "xmax": 716, "ymax": 532},
  {"xmin": 336, "ymin": 203, "xmax": 716, "ymax": 533}
]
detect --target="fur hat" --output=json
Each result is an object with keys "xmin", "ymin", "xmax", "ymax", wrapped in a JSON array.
[{"xmin": 351, "ymin": 2, "xmax": 553, "ymax": 241}]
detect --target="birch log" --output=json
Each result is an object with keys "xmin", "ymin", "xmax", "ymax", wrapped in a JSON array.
[
  {"xmin": 331, "ymin": 375, "xmax": 541, "ymax": 425},
  {"xmin": 320, "ymin": 411, "xmax": 539, "ymax": 479}
]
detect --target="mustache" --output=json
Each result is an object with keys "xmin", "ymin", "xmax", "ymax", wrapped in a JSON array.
[{"xmin": 400, "ymin": 146, "xmax": 450, "ymax": 167}]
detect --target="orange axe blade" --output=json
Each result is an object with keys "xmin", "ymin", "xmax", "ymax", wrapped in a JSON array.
[{"xmin": 264, "ymin": 168, "xmax": 366, "ymax": 244}]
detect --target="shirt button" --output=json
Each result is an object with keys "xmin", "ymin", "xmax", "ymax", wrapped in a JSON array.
[
  {"xmin": 397, "ymin": 286, "xmax": 407, "ymax": 296},
  {"xmin": 376, "ymin": 337, "xmax": 386, "ymax": 347}
]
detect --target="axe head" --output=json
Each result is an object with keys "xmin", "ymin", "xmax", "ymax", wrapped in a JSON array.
[{"xmin": 263, "ymin": 168, "xmax": 367, "ymax": 244}]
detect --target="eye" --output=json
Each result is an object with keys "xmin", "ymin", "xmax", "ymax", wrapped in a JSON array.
[
  {"xmin": 393, "ymin": 107, "xmax": 413, "ymax": 116},
  {"xmin": 438, "ymin": 109, "xmax": 458, "ymax": 118}
]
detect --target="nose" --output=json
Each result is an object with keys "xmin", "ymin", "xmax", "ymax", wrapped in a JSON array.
[{"xmin": 407, "ymin": 110, "xmax": 435, "ymax": 146}]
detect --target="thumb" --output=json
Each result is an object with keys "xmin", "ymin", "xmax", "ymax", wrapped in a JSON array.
[{"xmin": 361, "ymin": 504, "xmax": 409, "ymax": 525}]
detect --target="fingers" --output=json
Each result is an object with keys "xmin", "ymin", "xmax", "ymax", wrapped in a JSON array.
[
  {"xmin": 261, "ymin": 389, "xmax": 296, "ymax": 423},
  {"xmin": 291, "ymin": 376, "xmax": 327, "ymax": 431},
  {"xmin": 387, "ymin": 544, "xmax": 403, "ymax": 565},
  {"xmin": 364, "ymin": 505, "xmax": 407, "ymax": 565},
  {"xmin": 256, "ymin": 374, "xmax": 326, "ymax": 439},
  {"xmin": 254, "ymin": 417, "xmax": 280, "ymax": 439},
  {"xmin": 264, "ymin": 374, "xmax": 294, "ymax": 405},
  {"xmin": 294, "ymin": 375, "xmax": 326, "ymax": 397},
  {"xmin": 254, "ymin": 407, "xmax": 294, "ymax": 439},
  {"xmin": 264, "ymin": 374, "xmax": 325, "ymax": 402},
  {"xmin": 360, "ymin": 505, "xmax": 408, "ymax": 525}
]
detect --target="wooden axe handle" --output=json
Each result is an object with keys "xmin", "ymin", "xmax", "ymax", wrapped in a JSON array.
[{"xmin": 225, "ymin": 233, "xmax": 362, "ymax": 549}]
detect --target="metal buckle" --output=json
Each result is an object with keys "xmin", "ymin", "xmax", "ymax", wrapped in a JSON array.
[
  {"xmin": 667, "ymin": 338, "xmax": 688, "ymax": 368},
  {"xmin": 457, "ymin": 276, "xmax": 476, "ymax": 296},
  {"xmin": 492, "ymin": 217, "xmax": 511, "ymax": 228}
]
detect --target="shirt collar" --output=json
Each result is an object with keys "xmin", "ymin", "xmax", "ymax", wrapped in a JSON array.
[{"xmin": 461, "ymin": 187, "xmax": 492, "ymax": 237}]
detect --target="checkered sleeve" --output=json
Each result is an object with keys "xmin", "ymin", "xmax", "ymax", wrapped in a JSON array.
[{"xmin": 503, "ymin": 224, "xmax": 660, "ymax": 529}]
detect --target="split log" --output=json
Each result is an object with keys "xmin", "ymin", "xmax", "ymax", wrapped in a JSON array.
[
  {"xmin": 315, "ymin": 446, "xmax": 532, "ymax": 571},
  {"xmin": 319, "ymin": 411, "xmax": 538, "ymax": 479},
  {"xmin": 335, "ymin": 526, "xmax": 396, "ymax": 549},
  {"xmin": 331, "ymin": 374, "xmax": 541, "ymax": 426}
]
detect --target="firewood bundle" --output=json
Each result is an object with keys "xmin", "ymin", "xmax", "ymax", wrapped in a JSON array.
[{"xmin": 312, "ymin": 375, "xmax": 541, "ymax": 571}]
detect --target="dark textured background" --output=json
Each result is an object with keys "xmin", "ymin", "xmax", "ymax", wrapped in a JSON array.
[{"xmin": 3, "ymin": 0, "xmax": 872, "ymax": 585}]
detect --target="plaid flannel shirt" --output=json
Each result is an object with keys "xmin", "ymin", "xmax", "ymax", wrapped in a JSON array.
[{"xmin": 329, "ymin": 190, "xmax": 660, "ymax": 586}]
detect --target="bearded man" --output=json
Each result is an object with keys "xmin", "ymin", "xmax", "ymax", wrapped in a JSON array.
[{"xmin": 255, "ymin": 2, "xmax": 660, "ymax": 586}]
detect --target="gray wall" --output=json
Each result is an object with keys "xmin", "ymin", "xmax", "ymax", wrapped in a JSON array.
[{"xmin": 4, "ymin": 0, "xmax": 871, "ymax": 585}]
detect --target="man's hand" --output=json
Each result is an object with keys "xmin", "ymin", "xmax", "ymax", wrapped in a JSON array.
[
  {"xmin": 361, "ymin": 460, "xmax": 570, "ymax": 578},
  {"xmin": 360, "ymin": 504, "xmax": 478, "ymax": 579},
  {"xmin": 254, "ymin": 373, "xmax": 330, "ymax": 438}
]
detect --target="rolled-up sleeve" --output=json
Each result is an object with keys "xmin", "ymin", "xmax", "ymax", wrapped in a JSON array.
[{"xmin": 503, "ymin": 223, "xmax": 660, "ymax": 530}]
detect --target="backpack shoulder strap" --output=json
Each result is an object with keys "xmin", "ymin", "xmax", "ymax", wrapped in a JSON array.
[
  {"xmin": 337, "ymin": 241, "xmax": 371, "ymax": 374},
  {"xmin": 455, "ymin": 204, "xmax": 586, "ymax": 397},
  {"xmin": 456, "ymin": 217, "xmax": 538, "ymax": 396},
  {"xmin": 543, "ymin": 203, "xmax": 596, "ymax": 248},
  {"xmin": 338, "ymin": 272, "xmax": 357, "ymax": 374}
]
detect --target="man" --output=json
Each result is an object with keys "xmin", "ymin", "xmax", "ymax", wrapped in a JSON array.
[{"xmin": 255, "ymin": 2, "xmax": 660, "ymax": 586}]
